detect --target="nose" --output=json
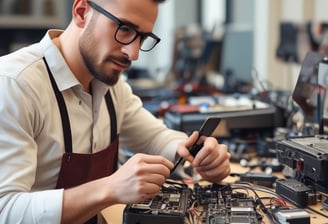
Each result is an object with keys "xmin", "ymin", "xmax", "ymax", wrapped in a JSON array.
[{"xmin": 121, "ymin": 38, "xmax": 140, "ymax": 61}]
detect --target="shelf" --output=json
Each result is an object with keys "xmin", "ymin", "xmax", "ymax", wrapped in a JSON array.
[
  {"xmin": 0, "ymin": 1, "xmax": 72, "ymax": 55},
  {"xmin": 0, "ymin": 0, "xmax": 70, "ymax": 29},
  {"xmin": 0, "ymin": 15, "xmax": 67, "ymax": 29}
]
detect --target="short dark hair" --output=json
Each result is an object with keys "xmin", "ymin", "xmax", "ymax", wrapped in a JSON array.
[{"xmin": 153, "ymin": 0, "xmax": 166, "ymax": 3}]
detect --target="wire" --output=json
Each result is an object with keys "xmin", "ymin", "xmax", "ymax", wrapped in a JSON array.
[
  {"xmin": 234, "ymin": 182, "xmax": 282, "ymax": 198},
  {"xmin": 230, "ymin": 183, "xmax": 286, "ymax": 224}
]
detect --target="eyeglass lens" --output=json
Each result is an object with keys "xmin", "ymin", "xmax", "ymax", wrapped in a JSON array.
[{"xmin": 116, "ymin": 25, "xmax": 158, "ymax": 51}]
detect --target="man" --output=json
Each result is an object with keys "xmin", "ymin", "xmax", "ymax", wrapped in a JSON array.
[{"xmin": 0, "ymin": 0, "xmax": 231, "ymax": 223}]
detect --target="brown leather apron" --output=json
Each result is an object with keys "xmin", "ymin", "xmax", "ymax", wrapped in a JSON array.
[{"xmin": 44, "ymin": 58, "xmax": 119, "ymax": 223}]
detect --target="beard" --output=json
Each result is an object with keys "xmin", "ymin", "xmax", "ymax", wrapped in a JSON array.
[
  {"xmin": 80, "ymin": 47, "xmax": 121, "ymax": 86},
  {"xmin": 79, "ymin": 17, "xmax": 130, "ymax": 86}
]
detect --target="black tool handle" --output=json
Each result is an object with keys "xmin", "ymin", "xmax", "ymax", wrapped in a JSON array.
[
  {"xmin": 189, "ymin": 143, "xmax": 203, "ymax": 157},
  {"xmin": 170, "ymin": 117, "xmax": 221, "ymax": 175}
]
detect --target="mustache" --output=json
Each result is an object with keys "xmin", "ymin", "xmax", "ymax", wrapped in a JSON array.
[{"xmin": 106, "ymin": 55, "xmax": 131, "ymax": 67}]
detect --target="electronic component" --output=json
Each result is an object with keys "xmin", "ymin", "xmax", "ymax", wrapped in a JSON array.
[
  {"xmin": 123, "ymin": 186, "xmax": 190, "ymax": 224},
  {"xmin": 273, "ymin": 208, "xmax": 310, "ymax": 224},
  {"xmin": 275, "ymin": 178, "xmax": 311, "ymax": 208},
  {"xmin": 205, "ymin": 198, "xmax": 261, "ymax": 224},
  {"xmin": 123, "ymin": 183, "xmax": 263, "ymax": 224},
  {"xmin": 239, "ymin": 172, "xmax": 277, "ymax": 187},
  {"xmin": 194, "ymin": 183, "xmax": 262, "ymax": 224},
  {"xmin": 276, "ymin": 135, "xmax": 328, "ymax": 193}
]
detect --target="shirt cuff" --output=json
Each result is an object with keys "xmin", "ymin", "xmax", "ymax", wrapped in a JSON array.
[{"xmin": 31, "ymin": 189, "xmax": 63, "ymax": 224}]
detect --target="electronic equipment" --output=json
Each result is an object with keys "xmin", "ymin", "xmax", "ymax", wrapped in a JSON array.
[
  {"xmin": 163, "ymin": 97, "xmax": 280, "ymax": 136},
  {"xmin": 240, "ymin": 158, "xmax": 284, "ymax": 174},
  {"xmin": 164, "ymin": 97, "xmax": 281, "ymax": 158},
  {"xmin": 123, "ymin": 183, "xmax": 263, "ymax": 224},
  {"xmin": 239, "ymin": 172, "xmax": 278, "ymax": 188},
  {"xmin": 275, "ymin": 178, "xmax": 312, "ymax": 208},
  {"xmin": 123, "ymin": 185, "xmax": 191, "ymax": 224},
  {"xmin": 269, "ymin": 207, "xmax": 310, "ymax": 224},
  {"xmin": 220, "ymin": 25, "xmax": 254, "ymax": 93},
  {"xmin": 276, "ymin": 135, "xmax": 328, "ymax": 193},
  {"xmin": 193, "ymin": 183, "xmax": 262, "ymax": 224}
]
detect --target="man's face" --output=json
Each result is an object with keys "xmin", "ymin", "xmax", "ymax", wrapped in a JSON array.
[{"xmin": 78, "ymin": 0, "xmax": 159, "ymax": 86}]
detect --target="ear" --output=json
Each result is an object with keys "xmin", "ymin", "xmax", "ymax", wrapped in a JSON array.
[{"xmin": 72, "ymin": 0, "xmax": 90, "ymax": 28}]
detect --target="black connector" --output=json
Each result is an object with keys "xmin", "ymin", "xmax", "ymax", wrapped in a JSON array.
[{"xmin": 239, "ymin": 172, "xmax": 278, "ymax": 187}]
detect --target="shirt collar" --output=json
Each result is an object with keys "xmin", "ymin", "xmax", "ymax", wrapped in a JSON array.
[{"xmin": 40, "ymin": 29, "xmax": 81, "ymax": 91}]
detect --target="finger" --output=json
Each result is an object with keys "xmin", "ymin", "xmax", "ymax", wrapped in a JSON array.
[
  {"xmin": 197, "ymin": 147, "xmax": 230, "ymax": 171},
  {"xmin": 196, "ymin": 156, "xmax": 222, "ymax": 171},
  {"xmin": 135, "ymin": 181, "xmax": 162, "ymax": 196},
  {"xmin": 134, "ymin": 154, "xmax": 174, "ymax": 170},
  {"xmin": 133, "ymin": 173, "xmax": 167, "ymax": 193},
  {"xmin": 135, "ymin": 163, "xmax": 172, "ymax": 179},
  {"xmin": 198, "ymin": 163, "xmax": 231, "ymax": 182},
  {"xmin": 200, "ymin": 144, "xmax": 229, "ymax": 167},
  {"xmin": 145, "ymin": 173, "xmax": 167, "ymax": 187},
  {"xmin": 192, "ymin": 137, "xmax": 219, "ymax": 165}
]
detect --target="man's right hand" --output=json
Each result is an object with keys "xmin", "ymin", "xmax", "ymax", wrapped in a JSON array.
[
  {"xmin": 62, "ymin": 153, "xmax": 173, "ymax": 223},
  {"xmin": 106, "ymin": 153, "xmax": 173, "ymax": 204}
]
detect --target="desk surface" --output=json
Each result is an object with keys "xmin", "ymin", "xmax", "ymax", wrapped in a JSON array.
[{"xmin": 101, "ymin": 162, "xmax": 328, "ymax": 224}]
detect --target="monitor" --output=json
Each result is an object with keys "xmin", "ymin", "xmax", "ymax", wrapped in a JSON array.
[{"xmin": 220, "ymin": 25, "xmax": 254, "ymax": 92}]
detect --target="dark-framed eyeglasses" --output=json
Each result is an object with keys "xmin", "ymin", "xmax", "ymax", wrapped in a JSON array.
[{"xmin": 87, "ymin": 0, "xmax": 161, "ymax": 52}]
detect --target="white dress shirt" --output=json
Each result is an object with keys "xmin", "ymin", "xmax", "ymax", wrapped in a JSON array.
[{"xmin": 0, "ymin": 30, "xmax": 187, "ymax": 223}]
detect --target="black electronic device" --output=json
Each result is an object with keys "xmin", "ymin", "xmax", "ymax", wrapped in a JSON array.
[
  {"xmin": 275, "ymin": 178, "xmax": 311, "ymax": 208},
  {"xmin": 163, "ymin": 98, "xmax": 279, "ymax": 136},
  {"xmin": 239, "ymin": 172, "xmax": 278, "ymax": 188},
  {"xmin": 170, "ymin": 117, "xmax": 221, "ymax": 175},
  {"xmin": 123, "ymin": 185, "xmax": 191, "ymax": 224},
  {"xmin": 276, "ymin": 135, "xmax": 328, "ymax": 193},
  {"xmin": 164, "ymin": 99, "xmax": 280, "ymax": 158}
]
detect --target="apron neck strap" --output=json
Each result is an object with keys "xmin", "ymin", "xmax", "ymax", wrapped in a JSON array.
[
  {"xmin": 43, "ymin": 58, "xmax": 117, "ymax": 153},
  {"xmin": 105, "ymin": 91, "xmax": 117, "ymax": 143},
  {"xmin": 44, "ymin": 58, "xmax": 73, "ymax": 153}
]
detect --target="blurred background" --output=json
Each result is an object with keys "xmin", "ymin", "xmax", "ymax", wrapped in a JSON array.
[
  {"xmin": 2, "ymin": 0, "xmax": 328, "ymax": 141},
  {"xmin": 2, "ymin": 0, "xmax": 328, "ymax": 92}
]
